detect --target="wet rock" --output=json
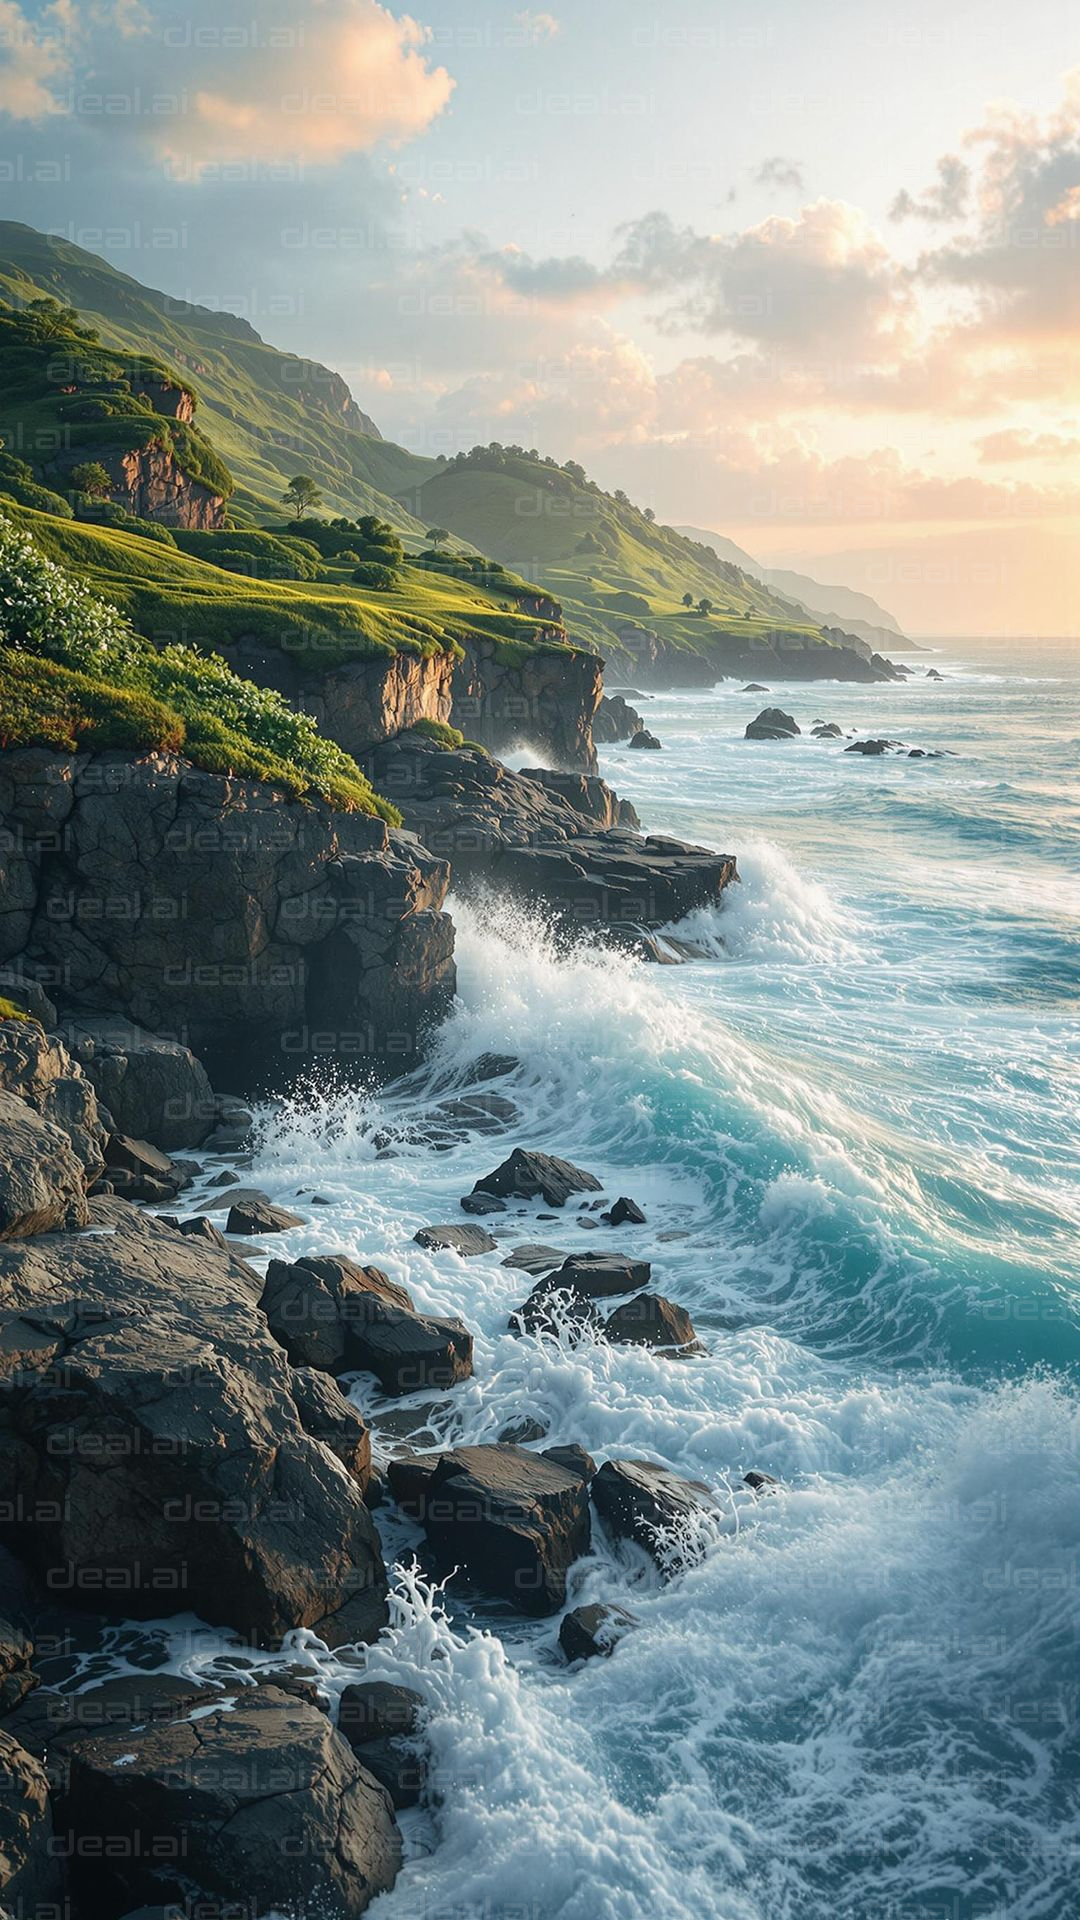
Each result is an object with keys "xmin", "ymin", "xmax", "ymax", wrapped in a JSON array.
[
  {"xmin": 602, "ymin": 1195, "xmax": 646, "ymax": 1227},
  {"xmin": 927, "ymin": 667, "xmax": 944, "ymax": 680},
  {"xmin": 260, "ymin": 1253, "xmax": 473, "ymax": 1396},
  {"xmin": 289, "ymin": 1367, "xmax": 372, "ymax": 1487},
  {"xmin": 338, "ymin": 1682, "xmax": 425, "ymax": 1808},
  {"xmin": 547, "ymin": 1252, "xmax": 651, "ymax": 1297},
  {"xmin": 603, "ymin": 1293, "xmax": 701, "ymax": 1352},
  {"xmin": 845, "ymin": 738, "xmax": 896, "ymax": 755},
  {"xmin": 600, "ymin": 924, "xmax": 685, "ymax": 964},
  {"xmin": 63, "ymin": 1685, "xmax": 401, "ymax": 1918},
  {"xmin": 61, "ymin": 1015, "xmax": 216, "ymax": 1151},
  {"xmin": 225, "ymin": 1188, "xmax": 306, "ymax": 1234},
  {"xmin": 628, "ymin": 728, "xmax": 662, "ymax": 749},
  {"xmin": 413, "ymin": 1223, "xmax": 498, "ymax": 1256},
  {"xmin": 591, "ymin": 1459, "xmax": 715, "ymax": 1564},
  {"xmin": 509, "ymin": 1283, "xmax": 603, "ymax": 1343},
  {"xmin": 499, "ymin": 1415, "xmax": 549, "ymax": 1445},
  {"xmin": 744, "ymin": 1470, "xmax": 781, "ymax": 1495},
  {"xmin": 741, "ymin": 683, "xmax": 769, "ymax": 693},
  {"xmin": 407, "ymin": 1444, "xmax": 592, "ymax": 1615},
  {"xmin": 459, "ymin": 1191, "xmax": 506, "ymax": 1216},
  {"xmin": 0, "ymin": 1204, "xmax": 389, "ymax": 1648},
  {"xmin": 559, "ymin": 1601, "xmax": 638, "ymax": 1662},
  {"xmin": 472, "ymin": 1148, "xmax": 602, "ymax": 1208},
  {"xmin": 0, "ymin": 1727, "xmax": 59, "ymax": 1914},
  {"xmin": 811, "ymin": 722, "xmax": 844, "ymax": 739},
  {"xmin": 385, "ymin": 1452, "xmax": 441, "ymax": 1520},
  {"xmin": 500, "ymin": 1243, "xmax": 568, "ymax": 1275},
  {"xmin": 745, "ymin": 708, "xmax": 800, "ymax": 741},
  {"xmin": 542, "ymin": 1444, "xmax": 597, "ymax": 1482}
]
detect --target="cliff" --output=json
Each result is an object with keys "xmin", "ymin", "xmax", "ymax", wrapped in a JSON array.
[
  {"xmin": 91, "ymin": 441, "xmax": 226, "ymax": 529},
  {"xmin": 0, "ymin": 748, "xmax": 455, "ymax": 1088},
  {"xmin": 453, "ymin": 638, "xmax": 603, "ymax": 771}
]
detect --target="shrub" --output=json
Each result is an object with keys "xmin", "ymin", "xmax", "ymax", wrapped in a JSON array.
[
  {"xmin": 0, "ymin": 477, "xmax": 74, "ymax": 517},
  {"xmin": 351, "ymin": 562, "xmax": 399, "ymax": 591},
  {"xmin": 0, "ymin": 649, "xmax": 185, "ymax": 755}
]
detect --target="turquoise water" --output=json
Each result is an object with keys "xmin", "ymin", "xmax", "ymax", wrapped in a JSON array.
[{"xmin": 241, "ymin": 637, "xmax": 1079, "ymax": 1919}]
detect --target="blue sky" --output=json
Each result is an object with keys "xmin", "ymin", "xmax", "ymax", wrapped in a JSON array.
[{"xmin": 1, "ymin": 0, "xmax": 1079, "ymax": 630}]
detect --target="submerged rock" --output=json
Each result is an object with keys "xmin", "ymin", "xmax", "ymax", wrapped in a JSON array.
[
  {"xmin": 559, "ymin": 1601, "xmax": 638, "ymax": 1662},
  {"xmin": 745, "ymin": 708, "xmax": 800, "ymax": 741},
  {"xmin": 413, "ymin": 1223, "xmax": 498, "ymax": 1256},
  {"xmin": 406, "ymin": 1444, "xmax": 592, "ymax": 1615},
  {"xmin": 591, "ymin": 1458, "xmax": 716, "ymax": 1565},
  {"xmin": 63, "ymin": 1685, "xmax": 401, "ymax": 1918},
  {"xmin": 472, "ymin": 1149, "xmax": 602, "ymax": 1208}
]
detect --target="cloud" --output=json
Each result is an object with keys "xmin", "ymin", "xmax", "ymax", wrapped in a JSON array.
[
  {"xmin": 754, "ymin": 156, "xmax": 805, "ymax": 192},
  {"xmin": 0, "ymin": 0, "xmax": 70, "ymax": 118},
  {"xmin": 976, "ymin": 427, "xmax": 1080, "ymax": 462},
  {"xmin": 513, "ymin": 10, "xmax": 560, "ymax": 42},
  {"xmin": 890, "ymin": 155, "xmax": 971, "ymax": 224}
]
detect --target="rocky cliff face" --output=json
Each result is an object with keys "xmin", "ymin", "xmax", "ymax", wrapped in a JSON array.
[
  {"xmin": 101, "ymin": 441, "xmax": 226, "ymax": 529},
  {"xmin": 0, "ymin": 748, "xmax": 455, "ymax": 1088},
  {"xmin": 611, "ymin": 623, "xmax": 901, "ymax": 686},
  {"xmin": 453, "ymin": 639, "xmax": 602, "ymax": 772},
  {"xmin": 216, "ymin": 641, "xmax": 456, "ymax": 754}
]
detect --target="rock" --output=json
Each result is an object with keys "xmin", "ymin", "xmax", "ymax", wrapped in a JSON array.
[
  {"xmin": 385, "ymin": 1452, "xmax": 441, "ymax": 1519},
  {"xmin": 741, "ymin": 683, "xmax": 770, "ymax": 693},
  {"xmin": 103, "ymin": 1131, "xmax": 188, "ymax": 1201},
  {"xmin": 413, "ymin": 1223, "xmax": 498, "ymax": 1256},
  {"xmin": 63, "ymin": 1685, "xmax": 401, "ymax": 1918},
  {"xmin": 61, "ymin": 1016, "xmax": 216, "ymax": 1150},
  {"xmin": 338, "ymin": 1681, "xmax": 425, "ymax": 1809},
  {"xmin": 845, "ymin": 737, "xmax": 892, "ymax": 755},
  {"xmin": 591, "ymin": 1459, "xmax": 715, "ymax": 1565},
  {"xmin": 811, "ymin": 722, "xmax": 844, "ymax": 738},
  {"xmin": 0, "ymin": 1613, "xmax": 36, "ymax": 1716},
  {"xmin": 0, "ymin": 1728, "xmax": 59, "ymax": 1914},
  {"xmin": 453, "ymin": 633, "xmax": 601, "ymax": 771},
  {"xmin": 745, "ymin": 708, "xmax": 800, "ymax": 741},
  {"xmin": 602, "ymin": 1195, "xmax": 646, "ymax": 1227},
  {"xmin": 509, "ymin": 1283, "xmax": 603, "ymax": 1343},
  {"xmin": 289, "ymin": 1367, "xmax": 372, "ymax": 1487},
  {"xmin": 545, "ymin": 1252, "xmax": 651, "ymax": 1297},
  {"xmin": 206, "ymin": 1166, "xmax": 241, "ymax": 1187},
  {"xmin": 603, "ymin": 1293, "xmax": 701, "ymax": 1352},
  {"xmin": 559, "ymin": 1601, "xmax": 638, "ymax": 1662},
  {"xmin": 408, "ymin": 1445, "xmax": 592, "ymax": 1615},
  {"xmin": 175, "ymin": 1214, "xmax": 228, "ymax": 1248},
  {"xmin": 225, "ymin": 1189, "xmax": 306, "ymax": 1234},
  {"xmin": 0, "ymin": 748, "xmax": 456, "ymax": 1092},
  {"xmin": 927, "ymin": 667, "xmax": 944, "ymax": 680},
  {"xmin": 0, "ymin": 1018, "xmax": 107, "ymax": 1180},
  {"xmin": 0, "ymin": 1092, "xmax": 91, "ymax": 1238},
  {"xmin": 542, "ymin": 1444, "xmax": 596, "ymax": 1481},
  {"xmin": 500, "ymin": 1242, "xmax": 568, "ymax": 1275},
  {"xmin": 628, "ymin": 728, "xmax": 662, "ymax": 750},
  {"xmin": 473, "ymin": 1149, "xmax": 602, "ymax": 1208},
  {"xmin": 460, "ymin": 1191, "xmax": 506, "ymax": 1216},
  {"xmin": 600, "ymin": 924, "xmax": 685, "ymax": 964},
  {"xmin": 592, "ymin": 693, "xmax": 645, "ymax": 744},
  {"xmin": 0, "ymin": 1204, "xmax": 389, "ymax": 1647},
  {"xmin": 260, "ymin": 1253, "xmax": 473, "ymax": 1396},
  {"xmin": 499, "ymin": 1415, "xmax": 549, "ymax": 1445},
  {"xmin": 744, "ymin": 1470, "xmax": 781, "ymax": 1494}
]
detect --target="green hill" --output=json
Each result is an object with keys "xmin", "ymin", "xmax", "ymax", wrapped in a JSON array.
[{"xmin": 0, "ymin": 221, "xmax": 428, "ymax": 530}]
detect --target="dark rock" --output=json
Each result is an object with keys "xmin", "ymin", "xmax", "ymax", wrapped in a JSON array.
[
  {"xmin": 499, "ymin": 1416, "xmax": 549, "ymax": 1445},
  {"xmin": 542, "ymin": 1444, "xmax": 597, "ymax": 1481},
  {"xmin": 460, "ymin": 1191, "xmax": 506, "ymax": 1216},
  {"xmin": 745, "ymin": 708, "xmax": 800, "ymax": 741},
  {"xmin": 500, "ymin": 1242, "xmax": 568, "ymax": 1275},
  {"xmin": 385, "ymin": 1452, "xmax": 440, "ymax": 1519},
  {"xmin": 103, "ymin": 1131, "xmax": 188, "ymax": 1199},
  {"xmin": 628, "ymin": 728, "xmax": 662, "ymax": 750},
  {"xmin": 413, "ymin": 1223, "xmax": 498, "ymax": 1256},
  {"xmin": 205, "ymin": 1167, "xmax": 241, "ymax": 1188},
  {"xmin": 289, "ymin": 1367, "xmax": 372, "ymax": 1487},
  {"xmin": 602, "ymin": 1195, "xmax": 646, "ymax": 1227},
  {"xmin": 0, "ymin": 1727, "xmax": 59, "ymax": 1914},
  {"xmin": 559, "ymin": 1601, "xmax": 637, "ymax": 1662},
  {"xmin": 337, "ymin": 1675, "xmax": 423, "ymax": 1808},
  {"xmin": 591, "ymin": 1458, "xmax": 715, "ymax": 1564},
  {"xmin": 600, "ymin": 924, "xmax": 685, "ymax": 964},
  {"xmin": 408, "ymin": 1445, "xmax": 592, "ymax": 1615},
  {"xmin": 603, "ymin": 1293, "xmax": 701, "ymax": 1352},
  {"xmin": 0, "ymin": 1614, "xmax": 36, "ymax": 1716},
  {"xmin": 61, "ymin": 1016, "xmax": 216, "ymax": 1151},
  {"xmin": 546, "ymin": 1252, "xmax": 651, "ymax": 1297},
  {"xmin": 845, "ymin": 738, "xmax": 895, "ymax": 755},
  {"xmin": 927, "ymin": 667, "xmax": 944, "ymax": 680},
  {"xmin": 473, "ymin": 1148, "xmax": 602, "ymax": 1208},
  {"xmin": 744, "ymin": 1470, "xmax": 781, "ymax": 1495},
  {"xmin": 593, "ymin": 693, "xmax": 645, "ymax": 744},
  {"xmin": 225, "ymin": 1189, "xmax": 306, "ymax": 1234},
  {"xmin": 741, "ymin": 683, "xmax": 770, "ymax": 693},
  {"xmin": 260, "ymin": 1254, "xmax": 473, "ymax": 1396},
  {"xmin": 0, "ymin": 1204, "xmax": 389, "ymax": 1647},
  {"xmin": 509, "ymin": 1284, "xmax": 603, "ymax": 1343},
  {"xmin": 347, "ymin": 1735, "xmax": 426, "ymax": 1810},
  {"xmin": 811, "ymin": 722, "xmax": 844, "ymax": 739},
  {"xmin": 62, "ymin": 1685, "xmax": 401, "ymax": 1918}
]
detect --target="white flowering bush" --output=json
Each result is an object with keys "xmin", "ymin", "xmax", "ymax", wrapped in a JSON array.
[{"xmin": 0, "ymin": 512, "xmax": 137, "ymax": 672}]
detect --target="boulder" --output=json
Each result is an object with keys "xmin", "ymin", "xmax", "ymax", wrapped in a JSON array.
[
  {"xmin": 499, "ymin": 1242, "xmax": 568, "ymax": 1275},
  {"xmin": 289, "ymin": 1367, "xmax": 372, "ymax": 1487},
  {"xmin": 61, "ymin": 1016, "xmax": 216, "ymax": 1150},
  {"xmin": 0, "ymin": 1092, "xmax": 91, "ymax": 1238},
  {"xmin": 260, "ymin": 1253, "xmax": 473, "ymax": 1396},
  {"xmin": 62, "ymin": 1686, "xmax": 401, "ymax": 1918},
  {"xmin": 744, "ymin": 1470, "xmax": 781, "ymax": 1495},
  {"xmin": 591, "ymin": 1458, "xmax": 715, "ymax": 1565},
  {"xmin": 0, "ymin": 1728, "xmax": 59, "ymax": 1914},
  {"xmin": 338, "ymin": 1681, "xmax": 425, "ymax": 1810},
  {"xmin": 559, "ymin": 1601, "xmax": 637, "ymax": 1662},
  {"xmin": 602, "ymin": 1195, "xmax": 646, "ymax": 1227},
  {"xmin": 407, "ymin": 1444, "xmax": 592, "ymax": 1615},
  {"xmin": 811, "ymin": 722, "xmax": 844, "ymax": 739},
  {"xmin": 459, "ymin": 1191, "xmax": 506, "ymax": 1216},
  {"xmin": 545, "ymin": 1251, "xmax": 651, "ymax": 1297},
  {"xmin": 509, "ymin": 1282, "xmax": 603, "ymax": 1343},
  {"xmin": 472, "ymin": 1149, "xmax": 602, "ymax": 1208},
  {"xmin": 628, "ymin": 728, "xmax": 662, "ymax": 750},
  {"xmin": 0, "ymin": 1018, "xmax": 106, "ymax": 1181},
  {"xmin": 413, "ymin": 1223, "xmax": 498, "ymax": 1256},
  {"xmin": 845, "ymin": 738, "xmax": 895, "ymax": 755},
  {"xmin": 224, "ymin": 1189, "xmax": 306, "ymax": 1234},
  {"xmin": 542, "ymin": 1443, "xmax": 596, "ymax": 1481},
  {"xmin": 0, "ymin": 1205, "xmax": 389, "ymax": 1647},
  {"xmin": 592, "ymin": 694, "xmax": 645, "ymax": 744},
  {"xmin": 603, "ymin": 1293, "xmax": 701, "ymax": 1352},
  {"xmin": 103, "ymin": 1131, "xmax": 188, "ymax": 1202},
  {"xmin": 745, "ymin": 708, "xmax": 800, "ymax": 741},
  {"xmin": 385, "ymin": 1452, "xmax": 441, "ymax": 1520}
]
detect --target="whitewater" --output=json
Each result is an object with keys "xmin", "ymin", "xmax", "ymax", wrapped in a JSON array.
[{"xmin": 164, "ymin": 638, "xmax": 1078, "ymax": 1918}]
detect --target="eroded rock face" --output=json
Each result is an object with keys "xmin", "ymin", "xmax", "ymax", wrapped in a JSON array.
[
  {"xmin": 453, "ymin": 638, "xmax": 603, "ymax": 772},
  {"xmin": 66, "ymin": 441, "xmax": 226, "ymax": 528},
  {"xmin": 219, "ymin": 643, "xmax": 458, "ymax": 755},
  {"xmin": 0, "ymin": 749, "xmax": 456, "ymax": 1089},
  {"xmin": 0, "ymin": 1726, "xmax": 59, "ymax": 1915},
  {"xmin": 407, "ymin": 1444, "xmax": 592, "ymax": 1615},
  {"xmin": 0, "ymin": 1203, "xmax": 388, "ymax": 1646},
  {"xmin": 0, "ymin": 1018, "xmax": 106, "ymax": 1181},
  {"xmin": 0, "ymin": 1019, "xmax": 106, "ymax": 1237},
  {"xmin": 260, "ymin": 1253, "xmax": 474, "ymax": 1396},
  {"xmin": 62, "ymin": 1686, "xmax": 401, "ymax": 1919},
  {"xmin": 61, "ymin": 1014, "xmax": 216, "ymax": 1150}
]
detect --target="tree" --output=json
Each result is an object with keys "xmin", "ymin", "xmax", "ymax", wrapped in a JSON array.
[
  {"xmin": 681, "ymin": 591, "xmax": 694, "ymax": 609},
  {"xmin": 281, "ymin": 475, "xmax": 322, "ymax": 521},
  {"xmin": 643, "ymin": 506, "xmax": 656, "ymax": 522},
  {"xmin": 70, "ymin": 461, "xmax": 111, "ymax": 501},
  {"xmin": 697, "ymin": 597, "xmax": 713, "ymax": 616},
  {"xmin": 426, "ymin": 526, "xmax": 451, "ymax": 551}
]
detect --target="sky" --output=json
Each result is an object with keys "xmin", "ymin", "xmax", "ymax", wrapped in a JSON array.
[{"xmin": 1, "ymin": 0, "xmax": 1079, "ymax": 633}]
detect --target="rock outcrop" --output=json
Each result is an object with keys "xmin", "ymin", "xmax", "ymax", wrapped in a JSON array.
[
  {"xmin": 260, "ymin": 1252, "xmax": 474, "ymax": 1396},
  {"xmin": 452, "ymin": 638, "xmax": 603, "ymax": 771},
  {"xmin": 591, "ymin": 1459, "xmax": 715, "ymax": 1565},
  {"xmin": 398, "ymin": 1443, "xmax": 592, "ymax": 1615},
  {"xmin": 62, "ymin": 1685, "xmax": 401, "ymax": 1918},
  {"xmin": 0, "ymin": 1202, "xmax": 389, "ymax": 1646},
  {"xmin": 219, "ymin": 639, "xmax": 457, "ymax": 754},
  {"xmin": 559, "ymin": 1601, "xmax": 637, "ymax": 1662},
  {"xmin": 0, "ymin": 748, "xmax": 456, "ymax": 1088},
  {"xmin": 0, "ymin": 1727, "xmax": 59, "ymax": 1915},
  {"xmin": 0, "ymin": 1018, "xmax": 106, "ymax": 1236},
  {"xmin": 746, "ymin": 708, "xmax": 800, "ymax": 741},
  {"xmin": 593, "ymin": 693, "xmax": 645, "ymax": 743},
  {"xmin": 60, "ymin": 1014, "xmax": 216, "ymax": 1150}
]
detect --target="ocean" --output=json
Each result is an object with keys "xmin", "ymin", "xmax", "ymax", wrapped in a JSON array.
[{"xmin": 191, "ymin": 638, "xmax": 1079, "ymax": 1918}]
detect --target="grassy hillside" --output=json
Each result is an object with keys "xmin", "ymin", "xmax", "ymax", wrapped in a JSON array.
[
  {"xmin": 0, "ymin": 222, "xmax": 429, "ymax": 529},
  {"xmin": 676, "ymin": 524, "xmax": 908, "ymax": 646},
  {"xmin": 396, "ymin": 445, "xmax": 839, "ymax": 670}
]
